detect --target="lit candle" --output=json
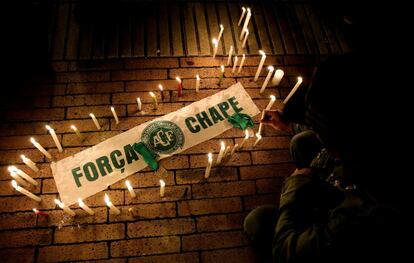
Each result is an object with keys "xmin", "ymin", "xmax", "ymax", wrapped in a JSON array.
[
  {"xmin": 54, "ymin": 199, "xmax": 76, "ymax": 216},
  {"xmin": 216, "ymin": 141, "xmax": 226, "ymax": 164},
  {"xmin": 217, "ymin": 24, "xmax": 224, "ymax": 43},
  {"xmin": 78, "ymin": 198, "xmax": 94, "ymax": 215},
  {"xmin": 260, "ymin": 66, "xmax": 275, "ymax": 94},
  {"xmin": 266, "ymin": 95, "xmax": 277, "ymax": 110},
  {"xmin": 159, "ymin": 179, "xmax": 166, "ymax": 197},
  {"xmin": 254, "ymin": 50, "xmax": 266, "ymax": 82},
  {"xmin": 240, "ymin": 8, "xmax": 251, "ymax": 40},
  {"xmin": 70, "ymin": 125, "xmax": 83, "ymax": 141},
  {"xmin": 125, "ymin": 180, "xmax": 136, "ymax": 198},
  {"xmin": 242, "ymin": 29, "xmax": 249, "ymax": 49},
  {"xmin": 257, "ymin": 111, "xmax": 265, "ymax": 136},
  {"xmin": 238, "ymin": 54, "xmax": 246, "ymax": 73},
  {"xmin": 212, "ymin": 38, "xmax": 219, "ymax": 58},
  {"xmin": 89, "ymin": 113, "xmax": 101, "ymax": 130},
  {"xmin": 8, "ymin": 166, "xmax": 38, "ymax": 186},
  {"xmin": 136, "ymin": 97, "xmax": 142, "ymax": 111},
  {"xmin": 272, "ymin": 69, "xmax": 284, "ymax": 86},
  {"xmin": 232, "ymin": 56, "xmax": 238, "ymax": 73},
  {"xmin": 230, "ymin": 143, "xmax": 239, "ymax": 156},
  {"xmin": 33, "ymin": 208, "xmax": 48, "ymax": 217},
  {"xmin": 195, "ymin": 75, "xmax": 200, "ymax": 92},
  {"xmin": 239, "ymin": 129, "xmax": 250, "ymax": 149},
  {"xmin": 111, "ymin": 107, "xmax": 120, "ymax": 125},
  {"xmin": 253, "ymin": 133, "xmax": 262, "ymax": 147},
  {"xmin": 218, "ymin": 65, "xmax": 225, "ymax": 85},
  {"xmin": 227, "ymin": 46, "xmax": 233, "ymax": 66},
  {"xmin": 149, "ymin": 92, "xmax": 158, "ymax": 110},
  {"xmin": 204, "ymin": 153, "xmax": 213, "ymax": 178},
  {"xmin": 20, "ymin": 154, "xmax": 39, "ymax": 173},
  {"xmin": 12, "ymin": 180, "xmax": 41, "ymax": 202},
  {"xmin": 104, "ymin": 193, "xmax": 121, "ymax": 215},
  {"xmin": 30, "ymin": 137, "xmax": 52, "ymax": 159},
  {"xmin": 176, "ymin": 77, "xmax": 182, "ymax": 97},
  {"xmin": 8, "ymin": 169, "xmax": 29, "ymax": 187},
  {"xmin": 238, "ymin": 7, "xmax": 247, "ymax": 26},
  {"xmin": 46, "ymin": 125, "xmax": 63, "ymax": 152},
  {"xmin": 284, "ymin": 77, "xmax": 303, "ymax": 104},
  {"xmin": 223, "ymin": 145, "xmax": 231, "ymax": 159},
  {"xmin": 158, "ymin": 84, "xmax": 165, "ymax": 100}
]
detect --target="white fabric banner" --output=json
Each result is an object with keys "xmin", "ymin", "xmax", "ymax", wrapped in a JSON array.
[{"xmin": 51, "ymin": 83, "xmax": 260, "ymax": 205}]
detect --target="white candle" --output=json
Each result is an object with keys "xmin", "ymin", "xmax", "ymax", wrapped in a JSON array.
[
  {"xmin": 230, "ymin": 143, "xmax": 239, "ymax": 156},
  {"xmin": 9, "ymin": 166, "xmax": 37, "ymax": 186},
  {"xmin": 9, "ymin": 169, "xmax": 29, "ymax": 187},
  {"xmin": 242, "ymin": 29, "xmax": 249, "ymax": 48},
  {"xmin": 212, "ymin": 38, "xmax": 219, "ymax": 58},
  {"xmin": 257, "ymin": 111, "xmax": 265, "ymax": 136},
  {"xmin": 223, "ymin": 145, "xmax": 231, "ymax": 159},
  {"xmin": 238, "ymin": 7, "xmax": 247, "ymax": 26},
  {"xmin": 272, "ymin": 69, "xmax": 284, "ymax": 86},
  {"xmin": 253, "ymin": 133, "xmax": 262, "ymax": 147},
  {"xmin": 240, "ymin": 8, "xmax": 251, "ymax": 40},
  {"xmin": 238, "ymin": 54, "xmax": 246, "ymax": 73},
  {"xmin": 217, "ymin": 24, "xmax": 224, "ymax": 43},
  {"xmin": 204, "ymin": 153, "xmax": 213, "ymax": 178},
  {"xmin": 227, "ymin": 46, "xmax": 233, "ymax": 66},
  {"xmin": 111, "ymin": 107, "xmax": 120, "ymax": 125},
  {"xmin": 137, "ymin": 97, "xmax": 142, "ymax": 111},
  {"xmin": 254, "ymin": 50, "xmax": 266, "ymax": 81},
  {"xmin": 78, "ymin": 198, "xmax": 94, "ymax": 215},
  {"xmin": 176, "ymin": 77, "xmax": 183, "ymax": 97},
  {"xmin": 239, "ymin": 129, "xmax": 250, "ymax": 149},
  {"xmin": 266, "ymin": 95, "xmax": 276, "ymax": 110},
  {"xmin": 159, "ymin": 179, "xmax": 166, "ymax": 197},
  {"xmin": 70, "ymin": 125, "xmax": 83, "ymax": 140},
  {"xmin": 149, "ymin": 92, "xmax": 158, "ymax": 110},
  {"xmin": 104, "ymin": 193, "xmax": 121, "ymax": 215},
  {"xmin": 216, "ymin": 141, "xmax": 226, "ymax": 164},
  {"xmin": 260, "ymin": 66, "xmax": 275, "ymax": 93},
  {"xmin": 125, "ymin": 180, "xmax": 136, "ymax": 198},
  {"xmin": 55, "ymin": 199, "xmax": 76, "ymax": 216},
  {"xmin": 158, "ymin": 84, "xmax": 165, "ymax": 101},
  {"xmin": 20, "ymin": 155, "xmax": 39, "ymax": 172},
  {"xmin": 46, "ymin": 125, "xmax": 63, "ymax": 152},
  {"xmin": 195, "ymin": 75, "xmax": 200, "ymax": 92},
  {"xmin": 12, "ymin": 180, "xmax": 41, "ymax": 202},
  {"xmin": 284, "ymin": 76, "xmax": 303, "ymax": 104},
  {"xmin": 89, "ymin": 113, "xmax": 101, "ymax": 130},
  {"xmin": 30, "ymin": 137, "xmax": 52, "ymax": 159},
  {"xmin": 232, "ymin": 56, "xmax": 238, "ymax": 73}
]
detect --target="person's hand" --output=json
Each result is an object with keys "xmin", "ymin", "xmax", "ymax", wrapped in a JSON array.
[{"xmin": 260, "ymin": 110, "xmax": 290, "ymax": 131}]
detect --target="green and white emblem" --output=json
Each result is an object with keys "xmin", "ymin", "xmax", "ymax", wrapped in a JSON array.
[{"xmin": 141, "ymin": 121, "xmax": 185, "ymax": 154}]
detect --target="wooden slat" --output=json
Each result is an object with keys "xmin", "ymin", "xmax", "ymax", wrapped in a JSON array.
[
  {"xmin": 105, "ymin": 7, "xmax": 119, "ymax": 59},
  {"xmin": 146, "ymin": 3, "xmax": 158, "ymax": 57},
  {"xmin": 194, "ymin": 3, "xmax": 210, "ymax": 55},
  {"xmin": 92, "ymin": 25, "xmax": 105, "ymax": 59},
  {"xmin": 206, "ymin": 2, "xmax": 223, "ymax": 56},
  {"xmin": 52, "ymin": 3, "xmax": 69, "ymax": 60},
  {"xmin": 218, "ymin": 2, "xmax": 236, "ymax": 56},
  {"xmin": 184, "ymin": 3, "xmax": 198, "ymax": 56},
  {"xmin": 159, "ymin": 4, "xmax": 171, "ymax": 56},
  {"xmin": 78, "ymin": 14, "xmax": 93, "ymax": 60},
  {"xmin": 65, "ymin": 3, "xmax": 80, "ymax": 60},
  {"xmin": 119, "ymin": 4, "xmax": 132, "ymax": 58},
  {"xmin": 274, "ymin": 3, "xmax": 296, "ymax": 54},
  {"xmin": 170, "ymin": 3, "xmax": 184, "ymax": 56},
  {"xmin": 314, "ymin": 6, "xmax": 342, "ymax": 54},
  {"xmin": 47, "ymin": 4, "xmax": 58, "ymax": 57},
  {"xmin": 262, "ymin": 4, "xmax": 285, "ymax": 55},
  {"xmin": 251, "ymin": 4, "xmax": 272, "ymax": 54},
  {"xmin": 335, "ymin": 25, "xmax": 351, "ymax": 53},
  {"xmin": 132, "ymin": 4, "xmax": 144, "ymax": 57},
  {"xmin": 227, "ymin": 3, "xmax": 243, "ymax": 55},
  {"xmin": 294, "ymin": 4, "xmax": 318, "ymax": 54},
  {"xmin": 304, "ymin": 4, "xmax": 330, "ymax": 54},
  {"xmin": 284, "ymin": 4, "xmax": 307, "ymax": 54}
]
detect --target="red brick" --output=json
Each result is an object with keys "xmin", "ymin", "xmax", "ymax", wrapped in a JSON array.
[
  {"xmin": 52, "ymin": 94, "xmax": 110, "ymax": 107},
  {"xmin": 216, "ymin": 128, "xmax": 246, "ymax": 139},
  {"xmin": 111, "ymin": 237, "xmax": 180, "ymax": 257},
  {"xmin": 196, "ymin": 213, "xmax": 246, "ymax": 232},
  {"xmin": 0, "ymin": 179, "xmax": 41, "ymax": 196},
  {"xmin": 112, "ymin": 69, "xmax": 167, "ymax": 81},
  {"xmin": 192, "ymin": 181, "xmax": 256, "ymax": 199},
  {"xmin": 201, "ymin": 247, "xmax": 257, "ymax": 263},
  {"xmin": 169, "ymin": 68, "xmax": 222, "ymax": 79},
  {"xmin": 128, "ymin": 218, "xmax": 195, "ymax": 238},
  {"xmin": 256, "ymin": 178, "xmax": 284, "ymax": 194},
  {"xmin": 190, "ymin": 152, "xmax": 251, "ymax": 168},
  {"xmin": 69, "ymin": 60, "xmax": 123, "ymax": 71},
  {"xmin": 41, "ymin": 178, "xmax": 57, "ymax": 193},
  {"xmin": 126, "ymin": 80, "xmax": 178, "ymax": 92},
  {"xmin": 5, "ymin": 96, "xmax": 51, "ymax": 109},
  {"xmin": 251, "ymin": 150, "xmax": 291, "ymax": 165},
  {"xmin": 66, "ymin": 105, "xmax": 127, "ymax": 119},
  {"xmin": 0, "ymin": 122, "xmax": 46, "ymax": 137},
  {"xmin": 126, "ymin": 102, "xmax": 187, "ymax": 117},
  {"xmin": 160, "ymin": 155, "xmax": 189, "ymax": 170},
  {"xmin": 183, "ymin": 140, "xmax": 236, "ymax": 156},
  {"xmin": 129, "ymin": 253, "xmax": 199, "ymax": 263},
  {"xmin": 112, "ymin": 91, "xmax": 170, "ymax": 104},
  {"xmin": 0, "ymin": 212, "xmax": 37, "ymax": 230},
  {"xmin": 175, "ymin": 167, "xmax": 238, "ymax": 184},
  {"xmin": 48, "ymin": 146, "xmax": 87, "ymax": 160},
  {"xmin": 110, "ymin": 171, "xmax": 175, "ymax": 189},
  {"xmin": 240, "ymin": 163, "xmax": 295, "ymax": 180},
  {"xmin": 178, "ymin": 197, "xmax": 242, "ymax": 216},
  {"xmin": 62, "ymin": 131, "xmax": 121, "ymax": 147},
  {"xmin": 182, "ymin": 77, "xmax": 236, "ymax": 90},
  {"xmin": 125, "ymin": 58, "xmax": 179, "ymax": 69},
  {"xmin": 54, "ymin": 223, "xmax": 125, "ymax": 243},
  {"xmin": 125, "ymin": 185, "xmax": 190, "ymax": 204},
  {"xmin": 0, "ymin": 134, "xmax": 57, "ymax": 150},
  {"xmin": 38, "ymin": 242, "xmax": 108, "ymax": 262},
  {"xmin": 235, "ymin": 136, "xmax": 290, "ymax": 151},
  {"xmin": 0, "ymin": 194, "xmax": 56, "ymax": 213},
  {"xmin": 244, "ymin": 194, "xmax": 279, "ymax": 210},
  {"xmin": 109, "ymin": 116, "xmax": 154, "ymax": 131},
  {"xmin": 55, "ymin": 71, "xmax": 111, "ymax": 83},
  {"xmin": 0, "ymin": 229, "xmax": 52, "ymax": 248},
  {"xmin": 3, "ymin": 108, "xmax": 65, "ymax": 121},
  {"xmin": 51, "ymin": 61, "xmax": 69, "ymax": 72},
  {"xmin": 0, "ymin": 248, "xmax": 35, "ymax": 263},
  {"xmin": 170, "ymin": 89, "xmax": 217, "ymax": 102},
  {"xmin": 182, "ymin": 231, "xmax": 248, "ymax": 251},
  {"xmin": 37, "ymin": 207, "xmax": 107, "ymax": 227},
  {"xmin": 82, "ymin": 190, "xmax": 124, "ymax": 208},
  {"xmin": 23, "ymin": 84, "xmax": 66, "ymax": 96},
  {"xmin": 67, "ymin": 82, "xmax": 124, "ymax": 94},
  {"xmin": 179, "ymin": 57, "xmax": 229, "ymax": 67},
  {"xmin": 109, "ymin": 203, "xmax": 176, "ymax": 222},
  {"xmin": 49, "ymin": 119, "xmax": 101, "ymax": 133}
]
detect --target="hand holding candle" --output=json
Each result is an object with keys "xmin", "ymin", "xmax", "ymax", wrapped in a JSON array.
[
  {"xmin": 204, "ymin": 153, "xmax": 213, "ymax": 178},
  {"xmin": 149, "ymin": 92, "xmax": 158, "ymax": 110},
  {"xmin": 30, "ymin": 137, "xmax": 52, "ymax": 159},
  {"xmin": 260, "ymin": 66, "xmax": 275, "ymax": 94},
  {"xmin": 71, "ymin": 125, "xmax": 84, "ymax": 141},
  {"xmin": 238, "ymin": 54, "xmax": 246, "ymax": 73},
  {"xmin": 12, "ymin": 180, "xmax": 41, "ymax": 202},
  {"xmin": 111, "ymin": 107, "xmax": 120, "ymax": 125},
  {"xmin": 176, "ymin": 77, "xmax": 182, "ymax": 97},
  {"xmin": 284, "ymin": 76, "xmax": 303, "ymax": 104},
  {"xmin": 212, "ymin": 38, "xmax": 219, "ymax": 58},
  {"xmin": 78, "ymin": 198, "xmax": 94, "ymax": 215},
  {"xmin": 46, "ymin": 125, "xmax": 63, "ymax": 152},
  {"xmin": 159, "ymin": 179, "xmax": 166, "ymax": 197},
  {"xmin": 125, "ymin": 180, "xmax": 136, "ymax": 198},
  {"xmin": 158, "ymin": 84, "xmax": 165, "ymax": 100},
  {"xmin": 20, "ymin": 155, "xmax": 39, "ymax": 172},
  {"xmin": 105, "ymin": 193, "xmax": 121, "ymax": 215},
  {"xmin": 89, "ymin": 113, "xmax": 101, "ymax": 130},
  {"xmin": 272, "ymin": 69, "xmax": 284, "ymax": 86},
  {"xmin": 216, "ymin": 141, "xmax": 226, "ymax": 164},
  {"xmin": 254, "ymin": 50, "xmax": 266, "ymax": 81},
  {"xmin": 55, "ymin": 199, "xmax": 76, "ymax": 216},
  {"xmin": 195, "ymin": 75, "xmax": 200, "ymax": 92}
]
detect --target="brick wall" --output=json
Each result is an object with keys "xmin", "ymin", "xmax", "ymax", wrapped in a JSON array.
[{"xmin": 0, "ymin": 55, "xmax": 321, "ymax": 262}]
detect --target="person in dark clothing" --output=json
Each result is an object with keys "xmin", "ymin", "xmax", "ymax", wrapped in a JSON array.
[{"xmin": 244, "ymin": 53, "xmax": 406, "ymax": 262}]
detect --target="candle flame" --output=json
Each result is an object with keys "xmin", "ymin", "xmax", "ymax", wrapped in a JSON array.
[
  {"xmin": 149, "ymin": 92, "xmax": 156, "ymax": 98},
  {"xmin": 159, "ymin": 179, "xmax": 166, "ymax": 187},
  {"xmin": 220, "ymin": 65, "xmax": 225, "ymax": 72},
  {"xmin": 30, "ymin": 137, "xmax": 36, "ymax": 144},
  {"xmin": 137, "ymin": 97, "xmax": 141, "ymax": 103},
  {"xmin": 297, "ymin": 76, "xmax": 303, "ymax": 83},
  {"xmin": 229, "ymin": 45, "xmax": 233, "ymax": 51},
  {"xmin": 89, "ymin": 113, "xmax": 95, "ymax": 118},
  {"xmin": 104, "ymin": 193, "xmax": 111, "ymax": 205},
  {"xmin": 242, "ymin": 7, "xmax": 246, "ymax": 11},
  {"xmin": 212, "ymin": 38, "xmax": 218, "ymax": 45},
  {"xmin": 78, "ymin": 198, "xmax": 85, "ymax": 206},
  {"xmin": 125, "ymin": 180, "xmax": 133, "ymax": 190},
  {"xmin": 256, "ymin": 133, "xmax": 262, "ymax": 140},
  {"xmin": 196, "ymin": 74, "xmax": 200, "ymax": 80},
  {"xmin": 8, "ymin": 166, "xmax": 17, "ymax": 173},
  {"xmin": 245, "ymin": 129, "xmax": 250, "ymax": 138},
  {"xmin": 11, "ymin": 180, "xmax": 18, "ymax": 189},
  {"xmin": 245, "ymin": 29, "xmax": 249, "ymax": 35},
  {"xmin": 247, "ymin": 8, "xmax": 251, "ymax": 13},
  {"xmin": 268, "ymin": 65, "xmax": 274, "ymax": 71},
  {"xmin": 176, "ymin": 77, "xmax": 182, "ymax": 83},
  {"xmin": 70, "ymin": 125, "xmax": 77, "ymax": 131},
  {"xmin": 54, "ymin": 199, "xmax": 64, "ymax": 208},
  {"xmin": 158, "ymin": 84, "xmax": 163, "ymax": 91},
  {"xmin": 220, "ymin": 24, "xmax": 224, "ymax": 30},
  {"xmin": 259, "ymin": 50, "xmax": 266, "ymax": 56},
  {"xmin": 220, "ymin": 141, "xmax": 226, "ymax": 150},
  {"xmin": 33, "ymin": 208, "xmax": 38, "ymax": 213},
  {"xmin": 111, "ymin": 106, "xmax": 115, "ymax": 111},
  {"xmin": 20, "ymin": 154, "xmax": 26, "ymax": 160},
  {"xmin": 208, "ymin": 152, "xmax": 213, "ymax": 162},
  {"xmin": 270, "ymin": 95, "xmax": 276, "ymax": 101},
  {"xmin": 45, "ymin": 125, "xmax": 53, "ymax": 131}
]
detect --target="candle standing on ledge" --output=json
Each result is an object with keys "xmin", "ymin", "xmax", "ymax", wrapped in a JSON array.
[
  {"xmin": 8, "ymin": 169, "xmax": 29, "ymax": 187},
  {"xmin": 238, "ymin": 7, "xmax": 247, "ymax": 26},
  {"xmin": 195, "ymin": 75, "xmax": 200, "ymax": 92},
  {"xmin": 111, "ymin": 107, "xmax": 120, "ymax": 125},
  {"xmin": 253, "ymin": 133, "xmax": 262, "ymax": 147},
  {"xmin": 254, "ymin": 50, "xmax": 266, "ymax": 81},
  {"xmin": 223, "ymin": 145, "xmax": 231, "ymax": 159},
  {"xmin": 9, "ymin": 166, "xmax": 38, "ymax": 186},
  {"xmin": 232, "ymin": 56, "xmax": 238, "ymax": 73},
  {"xmin": 158, "ymin": 84, "xmax": 165, "ymax": 100},
  {"xmin": 272, "ymin": 69, "xmax": 284, "ymax": 86},
  {"xmin": 257, "ymin": 111, "xmax": 265, "ymax": 136},
  {"xmin": 78, "ymin": 198, "xmax": 94, "ymax": 215},
  {"xmin": 89, "ymin": 113, "xmax": 101, "ymax": 130},
  {"xmin": 216, "ymin": 141, "xmax": 226, "ymax": 164},
  {"xmin": 20, "ymin": 155, "xmax": 39, "ymax": 173},
  {"xmin": 159, "ymin": 179, "xmax": 166, "ymax": 197},
  {"xmin": 260, "ymin": 66, "xmax": 275, "ymax": 94},
  {"xmin": 238, "ymin": 54, "xmax": 246, "ymax": 73},
  {"xmin": 105, "ymin": 193, "xmax": 121, "ymax": 215},
  {"xmin": 266, "ymin": 95, "xmax": 276, "ymax": 110},
  {"xmin": 219, "ymin": 65, "xmax": 225, "ymax": 85},
  {"xmin": 71, "ymin": 125, "xmax": 84, "ymax": 141},
  {"xmin": 242, "ymin": 29, "xmax": 249, "ymax": 49},
  {"xmin": 230, "ymin": 143, "xmax": 239, "ymax": 157},
  {"xmin": 46, "ymin": 125, "xmax": 63, "ymax": 152},
  {"xmin": 33, "ymin": 208, "xmax": 48, "ymax": 217},
  {"xmin": 284, "ymin": 76, "xmax": 303, "ymax": 104},
  {"xmin": 240, "ymin": 8, "xmax": 251, "ymax": 40},
  {"xmin": 227, "ymin": 46, "xmax": 233, "ymax": 66},
  {"xmin": 204, "ymin": 153, "xmax": 213, "ymax": 178},
  {"xmin": 125, "ymin": 180, "xmax": 136, "ymax": 198},
  {"xmin": 212, "ymin": 38, "xmax": 219, "ymax": 58},
  {"xmin": 217, "ymin": 24, "xmax": 224, "ymax": 43},
  {"xmin": 136, "ymin": 97, "xmax": 142, "ymax": 111},
  {"xmin": 176, "ymin": 77, "xmax": 182, "ymax": 97},
  {"xmin": 149, "ymin": 92, "xmax": 158, "ymax": 110},
  {"xmin": 30, "ymin": 137, "xmax": 52, "ymax": 159},
  {"xmin": 55, "ymin": 199, "xmax": 76, "ymax": 216},
  {"xmin": 12, "ymin": 180, "xmax": 41, "ymax": 202},
  {"xmin": 239, "ymin": 129, "xmax": 250, "ymax": 149}
]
